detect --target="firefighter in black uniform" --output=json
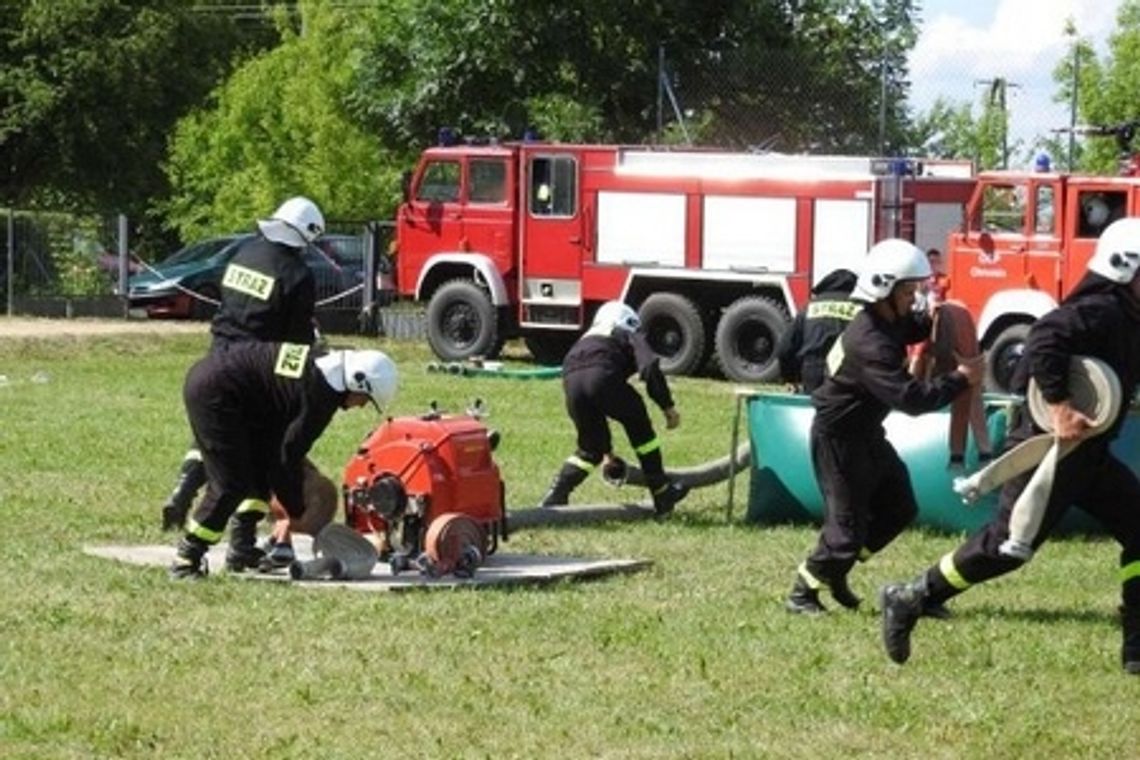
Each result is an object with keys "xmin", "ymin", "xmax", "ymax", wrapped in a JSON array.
[
  {"xmin": 775, "ymin": 268, "xmax": 859, "ymax": 393},
  {"xmin": 882, "ymin": 218, "xmax": 1140, "ymax": 675},
  {"xmin": 539, "ymin": 301, "xmax": 689, "ymax": 517},
  {"xmin": 160, "ymin": 196, "xmax": 324, "ymax": 537},
  {"xmin": 169, "ymin": 345, "xmax": 398, "ymax": 579},
  {"xmin": 785, "ymin": 239, "xmax": 982, "ymax": 614}
]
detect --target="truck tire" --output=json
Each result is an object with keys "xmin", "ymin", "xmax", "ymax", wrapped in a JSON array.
[
  {"xmin": 984, "ymin": 322, "xmax": 1030, "ymax": 393},
  {"xmin": 524, "ymin": 333, "xmax": 578, "ymax": 366},
  {"xmin": 426, "ymin": 279, "xmax": 501, "ymax": 361},
  {"xmin": 714, "ymin": 295, "xmax": 789, "ymax": 383},
  {"xmin": 638, "ymin": 293, "xmax": 706, "ymax": 376}
]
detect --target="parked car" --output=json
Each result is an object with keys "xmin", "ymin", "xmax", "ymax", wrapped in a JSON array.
[{"xmin": 127, "ymin": 234, "xmax": 367, "ymax": 319}]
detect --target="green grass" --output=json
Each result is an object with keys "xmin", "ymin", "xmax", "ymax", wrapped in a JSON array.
[{"xmin": 0, "ymin": 324, "xmax": 1134, "ymax": 759}]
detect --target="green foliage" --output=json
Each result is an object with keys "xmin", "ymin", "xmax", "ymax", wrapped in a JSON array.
[
  {"xmin": 0, "ymin": 327, "xmax": 1135, "ymax": 757},
  {"xmin": 160, "ymin": 1, "xmax": 402, "ymax": 240}
]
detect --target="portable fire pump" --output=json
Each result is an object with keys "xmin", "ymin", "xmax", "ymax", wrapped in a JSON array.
[{"xmin": 342, "ymin": 401, "xmax": 506, "ymax": 577}]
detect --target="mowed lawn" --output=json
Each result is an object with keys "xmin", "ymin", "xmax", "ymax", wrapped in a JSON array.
[{"xmin": 0, "ymin": 322, "xmax": 1133, "ymax": 759}]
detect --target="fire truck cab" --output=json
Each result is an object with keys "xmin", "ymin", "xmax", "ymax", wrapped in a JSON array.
[
  {"xmin": 395, "ymin": 142, "xmax": 973, "ymax": 382},
  {"xmin": 945, "ymin": 170, "xmax": 1140, "ymax": 390}
]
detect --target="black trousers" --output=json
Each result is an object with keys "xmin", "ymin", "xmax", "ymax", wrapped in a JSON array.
[
  {"xmin": 182, "ymin": 353, "xmax": 274, "ymax": 540},
  {"xmin": 564, "ymin": 367, "xmax": 663, "ymax": 480},
  {"xmin": 928, "ymin": 437, "xmax": 1140, "ymax": 610},
  {"xmin": 804, "ymin": 420, "xmax": 918, "ymax": 583}
]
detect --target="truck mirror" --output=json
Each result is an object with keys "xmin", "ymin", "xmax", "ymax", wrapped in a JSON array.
[{"xmin": 401, "ymin": 170, "xmax": 412, "ymax": 203}]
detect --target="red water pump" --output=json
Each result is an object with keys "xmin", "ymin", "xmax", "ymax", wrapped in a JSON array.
[{"xmin": 342, "ymin": 402, "xmax": 506, "ymax": 575}]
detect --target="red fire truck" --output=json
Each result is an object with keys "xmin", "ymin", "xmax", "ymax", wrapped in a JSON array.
[
  {"xmin": 394, "ymin": 142, "xmax": 974, "ymax": 382},
  {"xmin": 943, "ymin": 166, "xmax": 1140, "ymax": 391}
]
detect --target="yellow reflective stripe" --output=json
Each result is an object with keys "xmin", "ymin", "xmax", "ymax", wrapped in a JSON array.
[
  {"xmin": 187, "ymin": 519, "xmax": 223, "ymax": 543},
  {"xmin": 1121, "ymin": 560, "xmax": 1140, "ymax": 583},
  {"xmin": 567, "ymin": 456, "xmax": 596, "ymax": 472},
  {"xmin": 826, "ymin": 339, "xmax": 845, "ymax": 376},
  {"xmin": 274, "ymin": 343, "xmax": 310, "ymax": 379},
  {"xmin": 222, "ymin": 263, "xmax": 275, "ymax": 300},
  {"xmin": 797, "ymin": 562, "xmax": 823, "ymax": 590},
  {"xmin": 634, "ymin": 437, "xmax": 661, "ymax": 456},
  {"xmin": 806, "ymin": 300, "xmax": 860, "ymax": 321},
  {"xmin": 236, "ymin": 498, "xmax": 269, "ymax": 516},
  {"xmin": 939, "ymin": 552, "xmax": 971, "ymax": 590},
  {"xmin": 184, "ymin": 449, "xmax": 203, "ymax": 463}
]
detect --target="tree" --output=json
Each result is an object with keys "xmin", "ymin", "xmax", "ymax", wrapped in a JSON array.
[
  {"xmin": 161, "ymin": 1, "xmax": 396, "ymax": 241},
  {"xmin": 0, "ymin": 0, "xmax": 263, "ymax": 221}
]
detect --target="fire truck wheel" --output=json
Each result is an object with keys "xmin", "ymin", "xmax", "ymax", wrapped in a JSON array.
[
  {"xmin": 426, "ymin": 279, "xmax": 502, "ymax": 361},
  {"xmin": 638, "ymin": 292, "xmax": 707, "ymax": 376},
  {"xmin": 714, "ymin": 295, "xmax": 789, "ymax": 383},
  {"xmin": 524, "ymin": 333, "xmax": 577, "ymax": 366},
  {"xmin": 984, "ymin": 322, "xmax": 1030, "ymax": 393}
]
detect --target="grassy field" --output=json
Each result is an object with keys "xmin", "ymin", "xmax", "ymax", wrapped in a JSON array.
[{"xmin": 0, "ymin": 323, "xmax": 1133, "ymax": 759}]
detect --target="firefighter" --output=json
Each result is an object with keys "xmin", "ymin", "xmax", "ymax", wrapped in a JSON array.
[
  {"xmin": 785, "ymin": 239, "xmax": 982, "ymax": 614},
  {"xmin": 159, "ymin": 196, "xmax": 325, "ymax": 567},
  {"xmin": 881, "ymin": 218, "xmax": 1140, "ymax": 675},
  {"xmin": 775, "ymin": 267, "xmax": 858, "ymax": 393},
  {"xmin": 170, "ymin": 345, "xmax": 398, "ymax": 579},
  {"xmin": 539, "ymin": 301, "xmax": 689, "ymax": 517}
]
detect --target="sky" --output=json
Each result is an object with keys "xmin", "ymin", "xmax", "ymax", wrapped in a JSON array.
[{"xmin": 908, "ymin": 0, "xmax": 1123, "ymax": 166}]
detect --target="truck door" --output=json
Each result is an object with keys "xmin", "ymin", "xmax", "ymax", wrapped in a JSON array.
[
  {"xmin": 397, "ymin": 157, "xmax": 466, "ymax": 292},
  {"xmin": 519, "ymin": 153, "xmax": 584, "ymax": 322}
]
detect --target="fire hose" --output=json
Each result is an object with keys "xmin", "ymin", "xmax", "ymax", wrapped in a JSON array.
[{"xmin": 952, "ymin": 356, "xmax": 1121, "ymax": 561}]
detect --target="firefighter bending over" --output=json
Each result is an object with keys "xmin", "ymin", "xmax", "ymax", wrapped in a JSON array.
[
  {"xmin": 169, "ymin": 345, "xmax": 398, "ymax": 579},
  {"xmin": 539, "ymin": 301, "xmax": 689, "ymax": 517},
  {"xmin": 775, "ymin": 267, "xmax": 858, "ymax": 393},
  {"xmin": 881, "ymin": 218, "xmax": 1140, "ymax": 675},
  {"xmin": 785, "ymin": 239, "xmax": 982, "ymax": 614}
]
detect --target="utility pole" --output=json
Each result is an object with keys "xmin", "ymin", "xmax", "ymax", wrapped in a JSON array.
[
  {"xmin": 974, "ymin": 77, "xmax": 1021, "ymax": 169},
  {"xmin": 1069, "ymin": 47, "xmax": 1080, "ymax": 171}
]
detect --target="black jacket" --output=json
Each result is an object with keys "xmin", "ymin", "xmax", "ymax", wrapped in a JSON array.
[
  {"xmin": 777, "ymin": 268, "xmax": 859, "ymax": 392},
  {"xmin": 812, "ymin": 307, "xmax": 967, "ymax": 437},
  {"xmin": 562, "ymin": 330, "xmax": 674, "ymax": 411},
  {"xmin": 211, "ymin": 235, "xmax": 316, "ymax": 346},
  {"xmin": 1021, "ymin": 272, "xmax": 1140, "ymax": 439}
]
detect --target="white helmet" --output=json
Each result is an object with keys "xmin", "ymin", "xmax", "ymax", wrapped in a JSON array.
[
  {"xmin": 258, "ymin": 196, "xmax": 326, "ymax": 247},
  {"xmin": 590, "ymin": 301, "xmax": 641, "ymax": 335},
  {"xmin": 852, "ymin": 239, "xmax": 931, "ymax": 303},
  {"xmin": 1089, "ymin": 217, "xmax": 1140, "ymax": 283},
  {"xmin": 316, "ymin": 349, "xmax": 398, "ymax": 409}
]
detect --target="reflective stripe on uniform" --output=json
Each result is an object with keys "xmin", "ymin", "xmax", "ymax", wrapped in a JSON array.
[
  {"xmin": 825, "ymin": 339, "xmax": 845, "ymax": 376},
  {"xmin": 806, "ymin": 300, "xmax": 860, "ymax": 321},
  {"xmin": 236, "ymin": 498, "xmax": 269, "ymax": 516},
  {"xmin": 1121, "ymin": 560, "xmax": 1140, "ymax": 583},
  {"xmin": 797, "ymin": 562, "xmax": 823, "ymax": 589},
  {"xmin": 634, "ymin": 436, "xmax": 661, "ymax": 456},
  {"xmin": 222, "ymin": 263, "xmax": 275, "ymax": 300},
  {"xmin": 187, "ymin": 519, "xmax": 223, "ymax": 543},
  {"xmin": 274, "ymin": 343, "xmax": 310, "ymax": 379},
  {"xmin": 568, "ymin": 456, "xmax": 596, "ymax": 472},
  {"xmin": 939, "ymin": 552, "xmax": 971, "ymax": 590},
  {"xmin": 184, "ymin": 449, "xmax": 203, "ymax": 463}
]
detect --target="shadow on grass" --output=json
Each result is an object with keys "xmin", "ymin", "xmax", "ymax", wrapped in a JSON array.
[{"xmin": 951, "ymin": 603, "xmax": 1119, "ymax": 626}]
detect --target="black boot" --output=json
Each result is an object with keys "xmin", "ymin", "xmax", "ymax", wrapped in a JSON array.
[
  {"xmin": 538, "ymin": 462, "xmax": 590, "ymax": 508},
  {"xmin": 829, "ymin": 574, "xmax": 862, "ymax": 610},
  {"xmin": 161, "ymin": 454, "xmax": 206, "ymax": 532},
  {"xmin": 650, "ymin": 479, "xmax": 689, "ymax": 518},
  {"xmin": 169, "ymin": 535, "xmax": 210, "ymax": 580},
  {"xmin": 879, "ymin": 576, "xmax": 928, "ymax": 664},
  {"xmin": 1123, "ymin": 607, "xmax": 1140, "ymax": 675},
  {"xmin": 225, "ymin": 512, "xmax": 266, "ymax": 572},
  {"xmin": 786, "ymin": 573, "xmax": 827, "ymax": 615}
]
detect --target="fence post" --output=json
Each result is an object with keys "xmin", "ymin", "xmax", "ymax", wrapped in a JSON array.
[
  {"xmin": 117, "ymin": 213, "xmax": 129, "ymax": 317},
  {"xmin": 5, "ymin": 208, "xmax": 12, "ymax": 317},
  {"xmin": 361, "ymin": 222, "xmax": 377, "ymax": 334}
]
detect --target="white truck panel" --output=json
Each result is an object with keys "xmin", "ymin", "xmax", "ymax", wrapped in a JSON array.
[
  {"xmin": 702, "ymin": 196, "xmax": 796, "ymax": 272},
  {"xmin": 812, "ymin": 199, "xmax": 871, "ymax": 284},
  {"xmin": 915, "ymin": 202, "xmax": 965, "ymax": 255},
  {"xmin": 596, "ymin": 191, "xmax": 686, "ymax": 266}
]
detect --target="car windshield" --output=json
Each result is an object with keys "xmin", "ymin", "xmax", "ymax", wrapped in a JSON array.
[{"xmin": 161, "ymin": 237, "xmax": 241, "ymax": 267}]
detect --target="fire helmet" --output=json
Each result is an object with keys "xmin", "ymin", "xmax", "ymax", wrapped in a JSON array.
[
  {"xmin": 851, "ymin": 239, "xmax": 931, "ymax": 303},
  {"xmin": 316, "ymin": 349, "xmax": 398, "ymax": 409},
  {"xmin": 591, "ymin": 301, "xmax": 641, "ymax": 334},
  {"xmin": 258, "ymin": 196, "xmax": 326, "ymax": 248},
  {"xmin": 1088, "ymin": 217, "xmax": 1140, "ymax": 283}
]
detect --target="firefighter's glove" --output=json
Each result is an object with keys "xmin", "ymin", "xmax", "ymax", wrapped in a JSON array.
[{"xmin": 602, "ymin": 457, "xmax": 628, "ymax": 487}]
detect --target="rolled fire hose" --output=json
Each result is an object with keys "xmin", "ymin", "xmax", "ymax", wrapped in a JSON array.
[
  {"xmin": 289, "ymin": 523, "xmax": 379, "ymax": 581},
  {"xmin": 952, "ymin": 356, "xmax": 1121, "ymax": 561}
]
